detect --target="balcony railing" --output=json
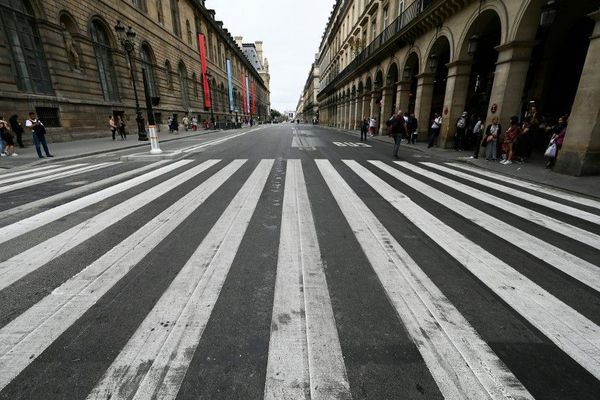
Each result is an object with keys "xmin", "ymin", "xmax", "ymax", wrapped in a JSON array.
[{"xmin": 319, "ymin": 0, "xmax": 433, "ymax": 96}]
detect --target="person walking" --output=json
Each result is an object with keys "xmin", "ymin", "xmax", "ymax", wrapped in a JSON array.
[
  {"xmin": 368, "ymin": 116, "xmax": 377, "ymax": 137},
  {"xmin": 407, "ymin": 113, "xmax": 418, "ymax": 144},
  {"xmin": 109, "ymin": 115, "xmax": 117, "ymax": 141},
  {"xmin": 0, "ymin": 120, "xmax": 17, "ymax": 156},
  {"xmin": 470, "ymin": 115, "xmax": 483, "ymax": 159},
  {"xmin": 454, "ymin": 111, "xmax": 468, "ymax": 151},
  {"xmin": 25, "ymin": 111, "xmax": 53, "ymax": 158},
  {"xmin": 428, "ymin": 113, "xmax": 442, "ymax": 148},
  {"xmin": 8, "ymin": 115, "xmax": 24, "ymax": 148},
  {"xmin": 388, "ymin": 110, "xmax": 407, "ymax": 159},
  {"xmin": 117, "ymin": 116, "xmax": 127, "ymax": 140},
  {"xmin": 191, "ymin": 116, "xmax": 198, "ymax": 131},
  {"xmin": 483, "ymin": 116, "xmax": 501, "ymax": 161},
  {"xmin": 545, "ymin": 115, "xmax": 568, "ymax": 169},
  {"xmin": 500, "ymin": 116, "xmax": 521, "ymax": 165},
  {"xmin": 360, "ymin": 118, "xmax": 369, "ymax": 141}
]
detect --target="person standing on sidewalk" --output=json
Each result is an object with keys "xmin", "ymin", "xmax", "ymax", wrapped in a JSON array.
[
  {"xmin": 484, "ymin": 117, "xmax": 501, "ymax": 161},
  {"xmin": 407, "ymin": 113, "xmax": 418, "ymax": 144},
  {"xmin": 545, "ymin": 115, "xmax": 568, "ymax": 169},
  {"xmin": 428, "ymin": 113, "xmax": 442, "ymax": 148},
  {"xmin": 470, "ymin": 115, "xmax": 483, "ymax": 159},
  {"xmin": 26, "ymin": 112, "xmax": 53, "ymax": 158},
  {"xmin": 109, "ymin": 115, "xmax": 117, "ymax": 141},
  {"xmin": 500, "ymin": 116, "xmax": 521, "ymax": 165},
  {"xmin": 8, "ymin": 115, "xmax": 24, "ymax": 148},
  {"xmin": 117, "ymin": 116, "xmax": 127, "ymax": 140},
  {"xmin": 0, "ymin": 118, "xmax": 17, "ymax": 156},
  {"xmin": 368, "ymin": 116, "xmax": 377, "ymax": 137},
  {"xmin": 360, "ymin": 118, "xmax": 369, "ymax": 141},
  {"xmin": 388, "ymin": 110, "xmax": 407, "ymax": 159},
  {"xmin": 454, "ymin": 111, "xmax": 468, "ymax": 151}
]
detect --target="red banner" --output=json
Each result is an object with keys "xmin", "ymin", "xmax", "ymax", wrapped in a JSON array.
[
  {"xmin": 241, "ymin": 73, "xmax": 247, "ymax": 114},
  {"xmin": 197, "ymin": 33, "xmax": 211, "ymax": 109},
  {"xmin": 250, "ymin": 80, "xmax": 256, "ymax": 114}
]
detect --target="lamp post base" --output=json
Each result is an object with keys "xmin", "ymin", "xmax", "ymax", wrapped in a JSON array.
[
  {"xmin": 148, "ymin": 125, "xmax": 162, "ymax": 154},
  {"xmin": 136, "ymin": 112, "xmax": 148, "ymax": 141}
]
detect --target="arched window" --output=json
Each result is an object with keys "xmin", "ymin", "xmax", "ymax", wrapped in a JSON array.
[
  {"xmin": 178, "ymin": 61, "xmax": 189, "ymax": 109},
  {"xmin": 170, "ymin": 0, "xmax": 181, "ymax": 37},
  {"xmin": 185, "ymin": 20, "xmax": 192, "ymax": 45},
  {"xmin": 91, "ymin": 20, "xmax": 118, "ymax": 101},
  {"xmin": 164, "ymin": 60, "xmax": 173, "ymax": 90},
  {"xmin": 0, "ymin": 0, "xmax": 53, "ymax": 94},
  {"xmin": 140, "ymin": 44, "xmax": 158, "ymax": 98}
]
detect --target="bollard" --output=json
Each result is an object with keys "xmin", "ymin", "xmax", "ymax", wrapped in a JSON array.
[{"xmin": 148, "ymin": 125, "xmax": 162, "ymax": 154}]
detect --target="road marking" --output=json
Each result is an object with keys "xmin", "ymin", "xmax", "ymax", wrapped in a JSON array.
[
  {"xmin": 0, "ymin": 162, "xmax": 119, "ymax": 194},
  {"xmin": 398, "ymin": 162, "xmax": 600, "ymax": 250},
  {"xmin": 344, "ymin": 160, "xmax": 600, "ymax": 381},
  {"xmin": 181, "ymin": 127, "xmax": 262, "ymax": 153},
  {"xmin": 447, "ymin": 163, "xmax": 600, "ymax": 211},
  {"xmin": 0, "ymin": 161, "xmax": 170, "ymax": 221},
  {"xmin": 0, "ymin": 164, "xmax": 72, "ymax": 181},
  {"xmin": 264, "ymin": 160, "xmax": 351, "ymax": 400},
  {"xmin": 0, "ymin": 160, "xmax": 214, "ymax": 291},
  {"xmin": 0, "ymin": 160, "xmax": 192, "ymax": 246},
  {"xmin": 332, "ymin": 142, "xmax": 371, "ymax": 147},
  {"xmin": 0, "ymin": 160, "xmax": 246, "ymax": 392},
  {"xmin": 317, "ymin": 160, "xmax": 533, "ymax": 399},
  {"xmin": 423, "ymin": 163, "xmax": 600, "ymax": 225},
  {"xmin": 370, "ymin": 160, "xmax": 600, "ymax": 293},
  {"xmin": 86, "ymin": 160, "xmax": 273, "ymax": 400}
]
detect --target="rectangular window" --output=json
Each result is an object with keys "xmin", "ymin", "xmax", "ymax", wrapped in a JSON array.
[
  {"xmin": 383, "ymin": 7, "xmax": 389, "ymax": 28},
  {"xmin": 170, "ymin": 0, "xmax": 181, "ymax": 37},
  {"xmin": 398, "ymin": 0, "xmax": 405, "ymax": 16},
  {"xmin": 371, "ymin": 18, "xmax": 377, "ymax": 40},
  {"xmin": 35, "ymin": 107, "xmax": 60, "ymax": 127}
]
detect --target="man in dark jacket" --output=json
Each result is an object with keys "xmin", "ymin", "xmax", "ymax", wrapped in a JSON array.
[{"xmin": 387, "ymin": 110, "xmax": 407, "ymax": 159}]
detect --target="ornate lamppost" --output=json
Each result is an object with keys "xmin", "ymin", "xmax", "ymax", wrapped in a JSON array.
[{"xmin": 114, "ymin": 21, "xmax": 147, "ymax": 141}]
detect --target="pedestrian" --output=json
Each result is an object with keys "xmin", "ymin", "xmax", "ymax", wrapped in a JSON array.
[
  {"xmin": 169, "ymin": 115, "xmax": 179, "ymax": 134},
  {"xmin": 483, "ymin": 116, "xmax": 501, "ymax": 161},
  {"xmin": 191, "ymin": 116, "xmax": 198, "ymax": 131},
  {"xmin": 368, "ymin": 116, "xmax": 377, "ymax": 137},
  {"xmin": 167, "ymin": 115, "xmax": 174, "ymax": 133},
  {"xmin": 545, "ymin": 115, "xmax": 568, "ymax": 169},
  {"xmin": 500, "ymin": 116, "xmax": 521, "ymax": 165},
  {"xmin": 470, "ymin": 115, "xmax": 483, "ymax": 159},
  {"xmin": 8, "ymin": 114, "xmax": 25, "ymax": 148},
  {"xmin": 0, "ymin": 116, "xmax": 6, "ymax": 156},
  {"xmin": 117, "ymin": 116, "xmax": 127, "ymax": 140},
  {"xmin": 0, "ymin": 118, "xmax": 17, "ymax": 156},
  {"xmin": 360, "ymin": 118, "xmax": 368, "ymax": 141},
  {"xmin": 387, "ymin": 110, "xmax": 407, "ymax": 159},
  {"xmin": 428, "ymin": 112, "xmax": 442, "ymax": 148},
  {"xmin": 25, "ymin": 111, "xmax": 53, "ymax": 158},
  {"xmin": 406, "ymin": 113, "xmax": 418, "ymax": 144},
  {"xmin": 455, "ymin": 111, "xmax": 468, "ymax": 151},
  {"xmin": 182, "ymin": 115, "xmax": 189, "ymax": 131},
  {"xmin": 109, "ymin": 115, "xmax": 117, "ymax": 141}
]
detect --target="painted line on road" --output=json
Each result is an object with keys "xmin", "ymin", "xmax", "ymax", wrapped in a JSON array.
[
  {"xmin": 181, "ymin": 127, "xmax": 262, "ymax": 153},
  {"xmin": 0, "ymin": 160, "xmax": 191, "ymax": 246},
  {"xmin": 86, "ymin": 160, "xmax": 272, "ymax": 400},
  {"xmin": 264, "ymin": 160, "xmax": 351, "ymax": 400},
  {"xmin": 0, "ymin": 162, "xmax": 119, "ymax": 195},
  {"xmin": 447, "ymin": 163, "xmax": 600, "ymax": 211},
  {"xmin": 0, "ymin": 159, "xmax": 213, "ymax": 291},
  {"xmin": 0, "ymin": 164, "xmax": 70, "ymax": 181},
  {"xmin": 398, "ymin": 162, "xmax": 600, "ymax": 250},
  {"xmin": 0, "ymin": 160, "xmax": 169, "ymax": 221},
  {"xmin": 0, "ymin": 163, "xmax": 89, "ymax": 186},
  {"xmin": 0, "ymin": 160, "xmax": 245, "ymax": 392},
  {"xmin": 370, "ymin": 160, "xmax": 600, "ymax": 293},
  {"xmin": 423, "ymin": 163, "xmax": 600, "ymax": 225},
  {"xmin": 317, "ymin": 159, "xmax": 533, "ymax": 399},
  {"xmin": 345, "ymin": 160, "xmax": 600, "ymax": 381}
]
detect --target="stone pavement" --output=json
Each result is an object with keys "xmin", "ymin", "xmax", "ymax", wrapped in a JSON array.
[
  {"xmin": 0, "ymin": 128, "xmax": 219, "ymax": 171},
  {"xmin": 333, "ymin": 127, "xmax": 600, "ymax": 200}
]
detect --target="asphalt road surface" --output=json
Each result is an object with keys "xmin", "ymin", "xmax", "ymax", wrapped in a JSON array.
[{"xmin": 0, "ymin": 123, "xmax": 599, "ymax": 400}]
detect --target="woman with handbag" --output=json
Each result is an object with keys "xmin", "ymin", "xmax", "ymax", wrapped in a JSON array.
[
  {"xmin": 545, "ymin": 115, "xmax": 568, "ymax": 169},
  {"xmin": 483, "ymin": 117, "xmax": 501, "ymax": 161}
]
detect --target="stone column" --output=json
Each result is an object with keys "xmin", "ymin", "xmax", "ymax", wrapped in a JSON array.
[
  {"xmin": 487, "ymin": 41, "xmax": 535, "ymax": 130},
  {"xmin": 379, "ymin": 86, "xmax": 392, "ymax": 135},
  {"xmin": 361, "ymin": 92, "xmax": 369, "ymax": 121},
  {"xmin": 369, "ymin": 92, "xmax": 377, "ymax": 122},
  {"xmin": 414, "ymin": 72, "xmax": 435, "ymax": 141},
  {"xmin": 397, "ymin": 80, "xmax": 412, "ymax": 114},
  {"xmin": 439, "ymin": 60, "xmax": 472, "ymax": 148},
  {"xmin": 555, "ymin": 10, "xmax": 600, "ymax": 176}
]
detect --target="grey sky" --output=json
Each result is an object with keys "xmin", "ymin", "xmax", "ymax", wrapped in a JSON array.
[{"xmin": 207, "ymin": 0, "xmax": 336, "ymax": 112}]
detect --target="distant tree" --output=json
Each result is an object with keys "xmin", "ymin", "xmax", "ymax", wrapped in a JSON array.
[{"xmin": 270, "ymin": 109, "xmax": 282, "ymax": 120}]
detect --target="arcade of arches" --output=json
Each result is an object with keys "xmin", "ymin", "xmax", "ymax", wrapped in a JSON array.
[{"xmin": 318, "ymin": 0, "xmax": 600, "ymax": 176}]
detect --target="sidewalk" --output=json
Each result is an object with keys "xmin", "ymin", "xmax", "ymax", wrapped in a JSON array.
[
  {"xmin": 0, "ymin": 128, "xmax": 219, "ymax": 171},
  {"xmin": 332, "ymin": 126, "xmax": 600, "ymax": 200}
]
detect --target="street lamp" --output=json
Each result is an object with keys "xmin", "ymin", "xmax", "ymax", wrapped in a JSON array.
[
  {"xmin": 114, "ymin": 20, "xmax": 147, "ymax": 141},
  {"xmin": 428, "ymin": 52, "xmax": 439, "ymax": 72},
  {"xmin": 540, "ymin": 0, "xmax": 558, "ymax": 27},
  {"xmin": 403, "ymin": 64, "xmax": 413, "ymax": 81},
  {"xmin": 205, "ymin": 71, "xmax": 215, "ymax": 128},
  {"xmin": 467, "ymin": 34, "xmax": 480, "ymax": 56}
]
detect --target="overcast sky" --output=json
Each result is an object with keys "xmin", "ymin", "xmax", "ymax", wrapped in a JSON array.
[{"xmin": 207, "ymin": 0, "xmax": 336, "ymax": 112}]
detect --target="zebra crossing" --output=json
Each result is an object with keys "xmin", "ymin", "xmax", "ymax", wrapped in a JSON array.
[{"xmin": 0, "ymin": 157, "xmax": 598, "ymax": 399}]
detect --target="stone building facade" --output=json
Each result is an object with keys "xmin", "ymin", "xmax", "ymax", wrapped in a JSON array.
[
  {"xmin": 0, "ymin": 0, "xmax": 270, "ymax": 140},
  {"xmin": 313, "ymin": 0, "xmax": 600, "ymax": 176},
  {"xmin": 299, "ymin": 57, "xmax": 320, "ymax": 124}
]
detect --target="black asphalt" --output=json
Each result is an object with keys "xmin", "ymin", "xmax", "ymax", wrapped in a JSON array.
[{"xmin": 0, "ymin": 123, "xmax": 599, "ymax": 399}]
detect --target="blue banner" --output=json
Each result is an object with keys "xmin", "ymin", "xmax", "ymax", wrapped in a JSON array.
[
  {"xmin": 245, "ymin": 76, "xmax": 251, "ymax": 114},
  {"xmin": 226, "ymin": 59, "xmax": 234, "ymax": 112}
]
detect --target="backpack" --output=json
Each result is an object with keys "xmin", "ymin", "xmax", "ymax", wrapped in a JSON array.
[
  {"xmin": 457, "ymin": 117, "xmax": 466, "ymax": 129},
  {"xmin": 30, "ymin": 120, "xmax": 46, "ymax": 135}
]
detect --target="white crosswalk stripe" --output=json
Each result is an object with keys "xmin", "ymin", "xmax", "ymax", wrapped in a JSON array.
[
  {"xmin": 0, "ymin": 164, "xmax": 66, "ymax": 179},
  {"xmin": 0, "ymin": 163, "xmax": 84, "ymax": 184},
  {"xmin": 0, "ymin": 158, "xmax": 598, "ymax": 399}
]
